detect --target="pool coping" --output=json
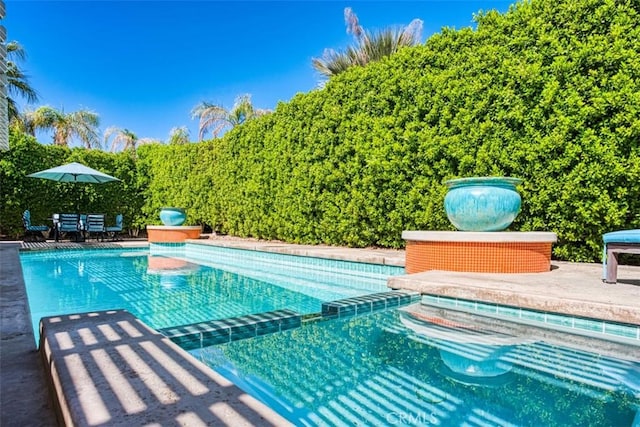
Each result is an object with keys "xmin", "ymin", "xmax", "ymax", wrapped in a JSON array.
[
  {"xmin": 39, "ymin": 309, "xmax": 291, "ymax": 426},
  {"xmin": 388, "ymin": 263, "xmax": 640, "ymax": 327}
]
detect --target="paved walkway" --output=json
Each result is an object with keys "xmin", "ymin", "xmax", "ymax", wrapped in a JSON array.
[{"xmin": 0, "ymin": 242, "xmax": 56, "ymax": 427}]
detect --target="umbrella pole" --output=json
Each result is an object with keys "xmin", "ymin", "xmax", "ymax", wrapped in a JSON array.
[{"xmin": 76, "ymin": 185, "xmax": 84, "ymax": 242}]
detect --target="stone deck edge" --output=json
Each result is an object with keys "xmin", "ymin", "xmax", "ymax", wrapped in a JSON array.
[
  {"xmin": 39, "ymin": 309, "xmax": 292, "ymax": 426},
  {"xmin": 388, "ymin": 268, "xmax": 640, "ymax": 326},
  {"xmin": 402, "ymin": 230, "xmax": 558, "ymax": 242},
  {"xmin": 186, "ymin": 238, "xmax": 406, "ymax": 267}
]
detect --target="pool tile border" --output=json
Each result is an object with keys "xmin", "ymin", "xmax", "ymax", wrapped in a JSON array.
[
  {"xmin": 322, "ymin": 291, "xmax": 421, "ymax": 319},
  {"xmin": 159, "ymin": 309, "xmax": 302, "ymax": 350},
  {"xmin": 421, "ymin": 294, "xmax": 640, "ymax": 343},
  {"xmin": 150, "ymin": 242, "xmax": 405, "ymax": 278}
]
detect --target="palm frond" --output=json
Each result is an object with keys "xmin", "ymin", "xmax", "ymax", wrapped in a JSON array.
[
  {"xmin": 313, "ymin": 9, "xmax": 423, "ymax": 79},
  {"xmin": 4, "ymin": 40, "xmax": 39, "ymax": 112},
  {"xmin": 6, "ymin": 41, "xmax": 27, "ymax": 61},
  {"xmin": 105, "ymin": 126, "xmax": 138, "ymax": 152},
  {"xmin": 192, "ymin": 94, "xmax": 268, "ymax": 140},
  {"xmin": 168, "ymin": 126, "xmax": 190, "ymax": 145},
  {"xmin": 192, "ymin": 101, "xmax": 228, "ymax": 140},
  {"xmin": 68, "ymin": 109, "xmax": 101, "ymax": 149}
]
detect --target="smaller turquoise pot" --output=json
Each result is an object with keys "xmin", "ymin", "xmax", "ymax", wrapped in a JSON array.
[
  {"xmin": 159, "ymin": 207, "xmax": 186, "ymax": 226},
  {"xmin": 444, "ymin": 177, "xmax": 523, "ymax": 231}
]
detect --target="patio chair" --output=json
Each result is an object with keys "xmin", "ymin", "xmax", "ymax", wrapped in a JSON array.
[
  {"xmin": 22, "ymin": 210, "xmax": 49, "ymax": 242},
  {"xmin": 55, "ymin": 213, "xmax": 81, "ymax": 242},
  {"xmin": 602, "ymin": 229, "xmax": 640, "ymax": 283},
  {"xmin": 85, "ymin": 214, "xmax": 106, "ymax": 241},
  {"xmin": 105, "ymin": 214, "xmax": 123, "ymax": 241}
]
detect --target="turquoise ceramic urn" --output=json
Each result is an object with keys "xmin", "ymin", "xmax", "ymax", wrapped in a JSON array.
[
  {"xmin": 159, "ymin": 207, "xmax": 186, "ymax": 226},
  {"xmin": 444, "ymin": 177, "xmax": 523, "ymax": 231}
]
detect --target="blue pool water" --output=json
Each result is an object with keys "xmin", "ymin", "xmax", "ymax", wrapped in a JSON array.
[
  {"xmin": 19, "ymin": 246, "xmax": 640, "ymax": 426},
  {"xmin": 20, "ymin": 247, "xmax": 402, "ymax": 342},
  {"xmin": 194, "ymin": 309, "xmax": 640, "ymax": 427}
]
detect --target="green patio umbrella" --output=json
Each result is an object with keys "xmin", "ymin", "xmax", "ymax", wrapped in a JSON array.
[
  {"xmin": 27, "ymin": 162, "xmax": 120, "ymax": 183},
  {"xmin": 27, "ymin": 162, "xmax": 121, "ymax": 215}
]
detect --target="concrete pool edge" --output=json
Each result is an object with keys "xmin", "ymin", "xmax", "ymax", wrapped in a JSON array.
[
  {"xmin": 0, "ymin": 242, "xmax": 56, "ymax": 426},
  {"xmin": 184, "ymin": 237, "xmax": 406, "ymax": 266},
  {"xmin": 39, "ymin": 310, "xmax": 291, "ymax": 426},
  {"xmin": 388, "ymin": 263, "xmax": 640, "ymax": 327}
]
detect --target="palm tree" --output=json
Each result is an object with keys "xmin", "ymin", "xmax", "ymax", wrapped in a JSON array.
[
  {"xmin": 8, "ymin": 106, "xmax": 40, "ymax": 135},
  {"xmin": 168, "ymin": 126, "xmax": 190, "ymax": 145},
  {"xmin": 104, "ymin": 126, "xmax": 156, "ymax": 152},
  {"xmin": 12, "ymin": 105, "xmax": 101, "ymax": 148},
  {"xmin": 191, "ymin": 94, "xmax": 269, "ymax": 141},
  {"xmin": 312, "ymin": 8, "xmax": 423, "ymax": 78},
  {"xmin": 4, "ymin": 41, "xmax": 39, "ymax": 121}
]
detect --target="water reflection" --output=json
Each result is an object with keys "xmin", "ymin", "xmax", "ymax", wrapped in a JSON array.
[
  {"xmin": 399, "ymin": 311, "xmax": 519, "ymax": 385},
  {"xmin": 196, "ymin": 309, "xmax": 640, "ymax": 427},
  {"xmin": 146, "ymin": 255, "xmax": 201, "ymax": 289}
]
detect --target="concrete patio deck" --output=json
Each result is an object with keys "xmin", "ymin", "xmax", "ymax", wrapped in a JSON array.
[
  {"xmin": 389, "ymin": 261, "xmax": 640, "ymax": 326},
  {"xmin": 1, "ymin": 236, "xmax": 639, "ymax": 426}
]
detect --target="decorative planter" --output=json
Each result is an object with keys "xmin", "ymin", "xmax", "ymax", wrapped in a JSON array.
[
  {"xmin": 444, "ymin": 177, "xmax": 523, "ymax": 231},
  {"xmin": 159, "ymin": 207, "xmax": 186, "ymax": 226}
]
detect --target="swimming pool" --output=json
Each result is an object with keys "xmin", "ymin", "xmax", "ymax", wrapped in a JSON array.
[
  {"xmin": 19, "ymin": 246, "xmax": 640, "ymax": 426},
  {"xmin": 19, "ymin": 246, "xmax": 403, "ymax": 342},
  {"xmin": 193, "ymin": 307, "xmax": 640, "ymax": 426}
]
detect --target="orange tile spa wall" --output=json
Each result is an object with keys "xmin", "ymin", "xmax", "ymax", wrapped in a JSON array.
[
  {"xmin": 147, "ymin": 228, "xmax": 201, "ymax": 243},
  {"xmin": 405, "ymin": 240, "xmax": 552, "ymax": 273}
]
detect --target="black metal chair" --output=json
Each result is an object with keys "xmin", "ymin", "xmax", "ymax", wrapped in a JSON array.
[
  {"xmin": 105, "ymin": 214, "xmax": 123, "ymax": 241},
  {"xmin": 55, "ymin": 213, "xmax": 81, "ymax": 242},
  {"xmin": 22, "ymin": 210, "xmax": 49, "ymax": 242},
  {"xmin": 85, "ymin": 214, "xmax": 106, "ymax": 241}
]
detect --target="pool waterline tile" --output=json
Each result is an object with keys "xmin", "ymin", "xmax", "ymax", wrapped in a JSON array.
[
  {"xmin": 230, "ymin": 324, "xmax": 258, "ymax": 341},
  {"xmin": 321, "ymin": 291, "xmax": 420, "ymax": 320},
  {"xmin": 604, "ymin": 322, "xmax": 639, "ymax": 339},
  {"xmin": 256, "ymin": 323, "xmax": 281, "ymax": 336},
  {"xmin": 420, "ymin": 295, "xmax": 640, "ymax": 344},
  {"xmin": 160, "ymin": 309, "xmax": 303, "ymax": 349}
]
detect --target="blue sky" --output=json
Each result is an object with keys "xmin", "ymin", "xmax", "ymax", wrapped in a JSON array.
[{"xmin": 6, "ymin": 1, "xmax": 512, "ymax": 147}]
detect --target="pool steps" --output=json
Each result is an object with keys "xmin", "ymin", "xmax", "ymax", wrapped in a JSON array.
[
  {"xmin": 160, "ymin": 309, "xmax": 302, "ymax": 350},
  {"xmin": 421, "ymin": 295, "xmax": 640, "ymax": 345},
  {"xmin": 37, "ymin": 292, "xmax": 421, "ymax": 425},
  {"xmin": 160, "ymin": 291, "xmax": 421, "ymax": 350},
  {"xmin": 321, "ymin": 290, "xmax": 421, "ymax": 319}
]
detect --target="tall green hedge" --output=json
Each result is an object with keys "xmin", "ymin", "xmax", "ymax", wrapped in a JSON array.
[
  {"xmin": 2, "ymin": 0, "xmax": 639, "ymax": 262},
  {"xmin": 154, "ymin": 0, "xmax": 635, "ymax": 261},
  {"xmin": 136, "ymin": 142, "xmax": 218, "ymax": 227}
]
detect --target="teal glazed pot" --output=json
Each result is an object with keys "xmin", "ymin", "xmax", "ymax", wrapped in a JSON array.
[
  {"xmin": 159, "ymin": 207, "xmax": 186, "ymax": 226},
  {"xmin": 444, "ymin": 177, "xmax": 523, "ymax": 231}
]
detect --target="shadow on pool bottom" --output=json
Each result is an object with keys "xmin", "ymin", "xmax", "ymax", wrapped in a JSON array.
[{"xmin": 190, "ymin": 309, "xmax": 640, "ymax": 427}]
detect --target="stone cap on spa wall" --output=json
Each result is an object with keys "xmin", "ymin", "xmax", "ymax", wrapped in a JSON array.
[{"xmin": 402, "ymin": 231, "xmax": 558, "ymax": 243}]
